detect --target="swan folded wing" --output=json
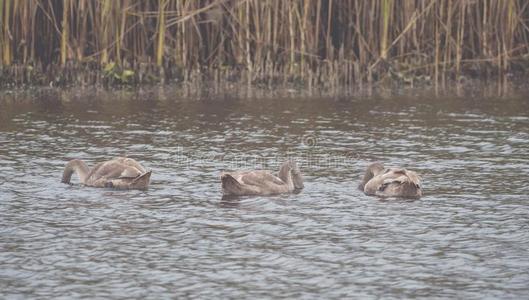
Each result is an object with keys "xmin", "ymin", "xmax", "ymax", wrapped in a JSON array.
[
  {"xmin": 238, "ymin": 171, "xmax": 286, "ymax": 187},
  {"xmin": 118, "ymin": 167, "xmax": 144, "ymax": 179},
  {"xmin": 87, "ymin": 161, "xmax": 140, "ymax": 181},
  {"xmin": 405, "ymin": 170, "xmax": 422, "ymax": 188},
  {"xmin": 221, "ymin": 171, "xmax": 285, "ymax": 196},
  {"xmin": 113, "ymin": 157, "xmax": 147, "ymax": 173},
  {"xmin": 382, "ymin": 169, "xmax": 421, "ymax": 188},
  {"xmin": 382, "ymin": 174, "xmax": 408, "ymax": 185}
]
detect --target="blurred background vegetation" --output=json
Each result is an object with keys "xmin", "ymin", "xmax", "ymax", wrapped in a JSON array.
[{"xmin": 1, "ymin": 0, "xmax": 529, "ymax": 88}]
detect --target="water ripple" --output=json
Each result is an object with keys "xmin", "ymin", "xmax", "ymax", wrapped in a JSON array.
[{"xmin": 1, "ymin": 92, "xmax": 528, "ymax": 298}]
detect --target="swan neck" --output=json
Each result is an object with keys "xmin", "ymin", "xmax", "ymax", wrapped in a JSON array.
[
  {"xmin": 278, "ymin": 162, "xmax": 291, "ymax": 182},
  {"xmin": 360, "ymin": 164, "xmax": 384, "ymax": 190},
  {"xmin": 278, "ymin": 162, "xmax": 296, "ymax": 190},
  {"xmin": 62, "ymin": 159, "xmax": 90, "ymax": 184}
]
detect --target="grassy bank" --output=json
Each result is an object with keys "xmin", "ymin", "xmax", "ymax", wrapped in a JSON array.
[{"xmin": 1, "ymin": 0, "xmax": 529, "ymax": 89}]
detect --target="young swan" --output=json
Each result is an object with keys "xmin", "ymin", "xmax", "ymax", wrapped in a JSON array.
[
  {"xmin": 221, "ymin": 160, "xmax": 304, "ymax": 196},
  {"xmin": 359, "ymin": 162, "xmax": 422, "ymax": 199},
  {"xmin": 61, "ymin": 157, "xmax": 151, "ymax": 190}
]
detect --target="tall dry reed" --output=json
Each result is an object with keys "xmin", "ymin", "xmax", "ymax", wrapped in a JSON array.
[{"xmin": 0, "ymin": 0, "xmax": 528, "ymax": 87}]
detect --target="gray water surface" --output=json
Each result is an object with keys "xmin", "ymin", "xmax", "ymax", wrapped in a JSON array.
[{"xmin": 1, "ymin": 88, "xmax": 528, "ymax": 299}]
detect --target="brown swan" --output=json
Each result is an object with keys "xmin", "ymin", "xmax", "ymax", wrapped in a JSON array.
[
  {"xmin": 61, "ymin": 157, "xmax": 151, "ymax": 190},
  {"xmin": 358, "ymin": 162, "xmax": 422, "ymax": 198},
  {"xmin": 221, "ymin": 160, "xmax": 304, "ymax": 196}
]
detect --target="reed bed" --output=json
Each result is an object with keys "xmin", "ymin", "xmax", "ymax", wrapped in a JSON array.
[{"xmin": 1, "ymin": 0, "xmax": 529, "ymax": 88}]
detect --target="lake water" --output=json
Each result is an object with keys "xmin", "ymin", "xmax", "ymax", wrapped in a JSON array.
[{"xmin": 1, "ymin": 87, "xmax": 528, "ymax": 299}]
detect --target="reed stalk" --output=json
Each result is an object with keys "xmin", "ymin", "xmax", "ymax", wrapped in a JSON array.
[
  {"xmin": 1, "ymin": 0, "xmax": 12, "ymax": 66},
  {"xmin": 0, "ymin": 0, "xmax": 528, "ymax": 88},
  {"xmin": 60, "ymin": 0, "xmax": 69, "ymax": 66},
  {"xmin": 156, "ymin": 0, "xmax": 167, "ymax": 67},
  {"xmin": 380, "ymin": 0, "xmax": 392, "ymax": 60}
]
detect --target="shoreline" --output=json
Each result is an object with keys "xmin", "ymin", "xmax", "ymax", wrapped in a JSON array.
[
  {"xmin": 2, "ymin": 62, "xmax": 528, "ymax": 99},
  {"xmin": 1, "ymin": 76, "xmax": 528, "ymax": 101}
]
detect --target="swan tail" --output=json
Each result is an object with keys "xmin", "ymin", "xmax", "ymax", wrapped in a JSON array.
[
  {"xmin": 221, "ymin": 174, "xmax": 243, "ymax": 195},
  {"xmin": 133, "ymin": 171, "xmax": 152, "ymax": 186}
]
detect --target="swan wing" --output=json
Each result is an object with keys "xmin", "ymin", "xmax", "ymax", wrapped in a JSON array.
[
  {"xmin": 237, "ymin": 170, "xmax": 286, "ymax": 187},
  {"xmin": 89, "ymin": 160, "xmax": 141, "ymax": 180},
  {"xmin": 113, "ymin": 157, "xmax": 147, "ymax": 173},
  {"xmin": 382, "ymin": 169, "xmax": 421, "ymax": 188}
]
